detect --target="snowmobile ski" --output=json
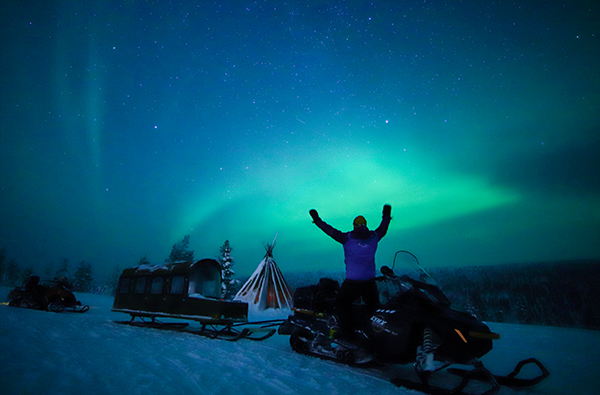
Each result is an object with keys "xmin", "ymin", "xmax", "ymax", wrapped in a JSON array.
[
  {"xmin": 447, "ymin": 357, "xmax": 550, "ymax": 388},
  {"xmin": 391, "ymin": 366, "xmax": 501, "ymax": 395},
  {"xmin": 48, "ymin": 302, "xmax": 90, "ymax": 313}
]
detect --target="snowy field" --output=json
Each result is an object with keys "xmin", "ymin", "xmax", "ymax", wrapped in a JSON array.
[{"xmin": 1, "ymin": 287, "xmax": 599, "ymax": 395}]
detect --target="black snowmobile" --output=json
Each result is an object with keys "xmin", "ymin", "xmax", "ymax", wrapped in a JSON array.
[
  {"xmin": 278, "ymin": 251, "xmax": 549, "ymax": 395},
  {"xmin": 8, "ymin": 276, "xmax": 89, "ymax": 313}
]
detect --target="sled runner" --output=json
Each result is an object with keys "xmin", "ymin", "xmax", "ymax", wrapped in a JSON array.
[
  {"xmin": 279, "ymin": 250, "xmax": 550, "ymax": 395},
  {"xmin": 115, "ymin": 316, "xmax": 280, "ymax": 341}
]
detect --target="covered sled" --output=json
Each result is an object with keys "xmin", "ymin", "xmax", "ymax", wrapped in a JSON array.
[
  {"xmin": 112, "ymin": 259, "xmax": 278, "ymax": 340},
  {"xmin": 113, "ymin": 259, "xmax": 247, "ymax": 323}
]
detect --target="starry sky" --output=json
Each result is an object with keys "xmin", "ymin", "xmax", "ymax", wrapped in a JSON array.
[{"xmin": 1, "ymin": 1, "xmax": 599, "ymax": 281}]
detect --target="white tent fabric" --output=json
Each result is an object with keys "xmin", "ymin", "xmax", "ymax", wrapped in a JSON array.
[{"xmin": 234, "ymin": 238, "xmax": 293, "ymax": 310}]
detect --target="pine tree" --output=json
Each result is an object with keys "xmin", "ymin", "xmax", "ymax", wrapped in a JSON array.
[
  {"xmin": 20, "ymin": 267, "xmax": 35, "ymax": 285},
  {"xmin": 138, "ymin": 255, "xmax": 151, "ymax": 266},
  {"xmin": 6, "ymin": 259, "xmax": 20, "ymax": 287},
  {"xmin": 166, "ymin": 235, "xmax": 194, "ymax": 264},
  {"xmin": 106, "ymin": 265, "xmax": 121, "ymax": 296},
  {"xmin": 55, "ymin": 259, "xmax": 70, "ymax": 280},
  {"xmin": 217, "ymin": 240, "xmax": 239, "ymax": 299},
  {"xmin": 73, "ymin": 261, "xmax": 94, "ymax": 292},
  {"xmin": 43, "ymin": 264, "xmax": 53, "ymax": 282}
]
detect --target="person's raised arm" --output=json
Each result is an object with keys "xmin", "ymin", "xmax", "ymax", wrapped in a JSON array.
[
  {"xmin": 375, "ymin": 204, "xmax": 392, "ymax": 239},
  {"xmin": 309, "ymin": 209, "xmax": 347, "ymax": 244}
]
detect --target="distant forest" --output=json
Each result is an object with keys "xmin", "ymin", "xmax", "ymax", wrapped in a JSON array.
[{"xmin": 282, "ymin": 260, "xmax": 600, "ymax": 331}]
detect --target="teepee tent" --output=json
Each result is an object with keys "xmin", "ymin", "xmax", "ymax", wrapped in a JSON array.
[{"xmin": 234, "ymin": 236, "xmax": 293, "ymax": 310}]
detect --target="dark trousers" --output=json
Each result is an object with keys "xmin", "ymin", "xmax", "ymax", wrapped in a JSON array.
[{"xmin": 335, "ymin": 279, "xmax": 379, "ymax": 333}]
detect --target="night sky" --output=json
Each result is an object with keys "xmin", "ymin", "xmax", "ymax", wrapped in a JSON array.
[{"xmin": 1, "ymin": 1, "xmax": 599, "ymax": 281}]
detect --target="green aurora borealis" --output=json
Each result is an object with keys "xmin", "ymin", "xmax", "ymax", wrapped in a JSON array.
[{"xmin": 1, "ymin": 1, "xmax": 598, "ymax": 279}]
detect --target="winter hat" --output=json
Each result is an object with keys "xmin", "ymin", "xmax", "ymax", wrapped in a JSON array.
[{"xmin": 353, "ymin": 215, "xmax": 367, "ymax": 227}]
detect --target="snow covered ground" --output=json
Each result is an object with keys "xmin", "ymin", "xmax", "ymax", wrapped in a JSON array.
[{"xmin": 1, "ymin": 287, "xmax": 599, "ymax": 395}]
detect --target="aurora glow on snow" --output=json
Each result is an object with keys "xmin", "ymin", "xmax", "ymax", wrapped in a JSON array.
[{"xmin": 1, "ymin": 1, "xmax": 598, "ymax": 279}]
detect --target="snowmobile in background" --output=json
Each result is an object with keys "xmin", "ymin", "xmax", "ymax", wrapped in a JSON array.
[
  {"xmin": 278, "ymin": 250, "xmax": 549, "ymax": 395},
  {"xmin": 7, "ymin": 276, "xmax": 89, "ymax": 313}
]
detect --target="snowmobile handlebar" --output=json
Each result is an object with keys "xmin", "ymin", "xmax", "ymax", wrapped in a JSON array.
[
  {"xmin": 379, "ymin": 265, "xmax": 451, "ymax": 307},
  {"xmin": 380, "ymin": 265, "xmax": 396, "ymax": 278}
]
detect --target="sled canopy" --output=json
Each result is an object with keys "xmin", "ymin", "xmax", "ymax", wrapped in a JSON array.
[{"xmin": 234, "ymin": 235, "xmax": 293, "ymax": 310}]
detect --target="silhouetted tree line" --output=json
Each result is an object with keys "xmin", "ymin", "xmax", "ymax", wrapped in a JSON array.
[
  {"xmin": 3, "ymin": 243, "xmax": 598, "ymax": 329},
  {"xmin": 0, "ymin": 250, "xmax": 95, "ymax": 293},
  {"xmin": 0, "ymin": 236, "xmax": 239, "ymax": 298},
  {"xmin": 430, "ymin": 260, "xmax": 600, "ymax": 330},
  {"xmin": 281, "ymin": 260, "xmax": 600, "ymax": 330}
]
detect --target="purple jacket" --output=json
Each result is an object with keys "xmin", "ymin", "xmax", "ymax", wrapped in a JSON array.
[{"xmin": 313, "ymin": 212, "xmax": 391, "ymax": 281}]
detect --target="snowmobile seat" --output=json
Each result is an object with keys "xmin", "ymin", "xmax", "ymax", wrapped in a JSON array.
[
  {"xmin": 315, "ymin": 278, "xmax": 339, "ymax": 298},
  {"xmin": 293, "ymin": 285, "xmax": 316, "ymax": 310},
  {"xmin": 292, "ymin": 278, "xmax": 339, "ymax": 313},
  {"xmin": 314, "ymin": 278, "xmax": 339, "ymax": 312}
]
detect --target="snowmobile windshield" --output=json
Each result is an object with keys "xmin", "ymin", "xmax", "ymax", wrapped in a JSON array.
[{"xmin": 377, "ymin": 251, "xmax": 450, "ymax": 307}]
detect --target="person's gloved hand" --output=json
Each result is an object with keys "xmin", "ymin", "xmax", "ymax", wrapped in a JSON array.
[
  {"xmin": 309, "ymin": 209, "xmax": 320, "ymax": 222},
  {"xmin": 383, "ymin": 204, "xmax": 391, "ymax": 217}
]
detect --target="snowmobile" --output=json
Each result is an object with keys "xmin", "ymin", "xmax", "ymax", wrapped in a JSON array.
[
  {"xmin": 278, "ymin": 251, "xmax": 549, "ymax": 395},
  {"xmin": 8, "ymin": 276, "xmax": 89, "ymax": 313}
]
